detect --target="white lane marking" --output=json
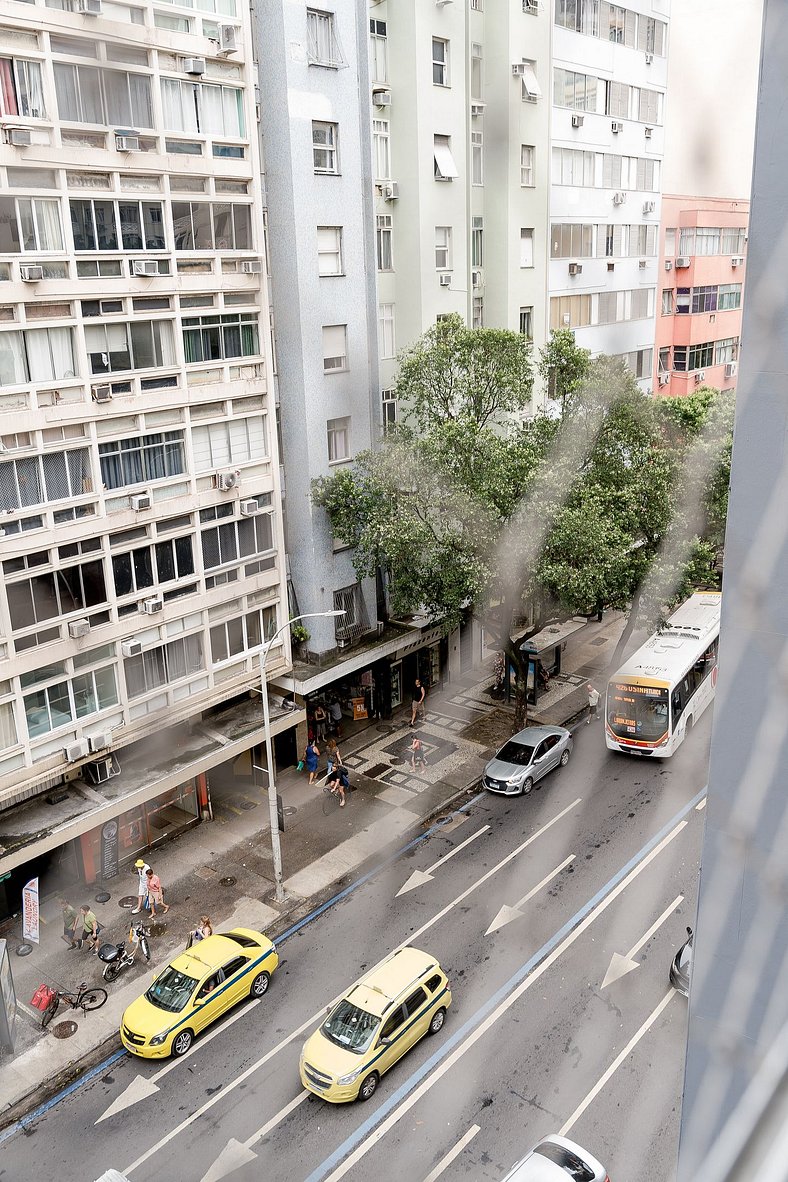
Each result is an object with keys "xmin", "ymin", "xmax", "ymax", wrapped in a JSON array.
[
  {"xmin": 558, "ymin": 988, "xmax": 677, "ymax": 1135},
  {"xmin": 601, "ymin": 894, "xmax": 684, "ymax": 989},
  {"xmin": 421, "ymin": 1124, "xmax": 481, "ymax": 1182},
  {"xmin": 485, "ymin": 855, "xmax": 576, "ymax": 935},
  {"xmin": 125, "ymin": 799, "xmax": 581, "ymax": 1171},
  {"xmin": 396, "ymin": 825, "xmax": 490, "ymax": 895},
  {"xmin": 695, "ymin": 797, "xmax": 707, "ymax": 811},
  {"xmin": 200, "ymin": 1094, "xmax": 310, "ymax": 1182},
  {"xmin": 318, "ymin": 818, "xmax": 688, "ymax": 1182}
]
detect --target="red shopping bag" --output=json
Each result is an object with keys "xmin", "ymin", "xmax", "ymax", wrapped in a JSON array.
[{"xmin": 30, "ymin": 983, "xmax": 55, "ymax": 1011}]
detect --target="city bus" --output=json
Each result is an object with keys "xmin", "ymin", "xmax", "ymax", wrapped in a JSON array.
[{"xmin": 605, "ymin": 591, "xmax": 721, "ymax": 758}]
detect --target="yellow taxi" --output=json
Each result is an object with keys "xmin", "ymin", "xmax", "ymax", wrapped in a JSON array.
[
  {"xmin": 120, "ymin": 927, "xmax": 277, "ymax": 1058},
  {"xmin": 300, "ymin": 946, "xmax": 451, "ymax": 1103}
]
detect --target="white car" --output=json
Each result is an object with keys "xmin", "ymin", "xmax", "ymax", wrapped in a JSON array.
[{"xmin": 501, "ymin": 1134, "xmax": 610, "ymax": 1181}]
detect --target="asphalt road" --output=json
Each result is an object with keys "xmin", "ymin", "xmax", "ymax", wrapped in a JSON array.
[{"xmin": 0, "ymin": 716, "xmax": 711, "ymax": 1182}]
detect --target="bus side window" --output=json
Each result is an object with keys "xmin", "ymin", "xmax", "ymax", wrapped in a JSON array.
[{"xmin": 672, "ymin": 689, "xmax": 684, "ymax": 721}]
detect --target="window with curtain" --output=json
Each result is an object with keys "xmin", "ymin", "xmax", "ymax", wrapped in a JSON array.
[
  {"xmin": 159, "ymin": 79, "xmax": 244, "ymax": 137},
  {"xmin": 200, "ymin": 512, "xmax": 273, "ymax": 570},
  {"xmin": 0, "ymin": 701, "xmax": 17, "ymax": 753},
  {"xmin": 98, "ymin": 430, "xmax": 186, "ymax": 490},
  {"xmin": 0, "ymin": 197, "xmax": 63, "ymax": 252},
  {"xmin": 0, "ymin": 58, "xmax": 46, "ymax": 118},
  {"xmin": 0, "ymin": 327, "xmax": 76, "ymax": 385},
  {"xmin": 170, "ymin": 201, "xmax": 251, "ymax": 250},
  {"xmin": 317, "ymin": 225, "xmax": 343, "ymax": 275},
  {"xmin": 0, "ymin": 447, "xmax": 91, "ymax": 512},
  {"xmin": 182, "ymin": 312, "xmax": 259, "ymax": 363},
  {"xmin": 85, "ymin": 320, "xmax": 175, "ymax": 374},
  {"xmin": 321, "ymin": 323, "xmax": 347, "ymax": 371},
  {"xmin": 372, "ymin": 119, "xmax": 390, "ymax": 180},
  {"xmin": 124, "ymin": 634, "xmax": 204, "ymax": 699},
  {"xmin": 54, "ymin": 63, "xmax": 153, "ymax": 127},
  {"xmin": 190, "ymin": 416, "xmax": 267, "ymax": 472}
]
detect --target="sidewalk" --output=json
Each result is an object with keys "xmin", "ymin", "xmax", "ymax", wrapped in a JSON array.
[{"xmin": 0, "ymin": 610, "xmax": 626, "ymax": 1127}]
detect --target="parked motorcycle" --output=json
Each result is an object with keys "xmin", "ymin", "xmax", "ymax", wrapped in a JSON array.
[{"xmin": 98, "ymin": 921, "xmax": 151, "ymax": 982}]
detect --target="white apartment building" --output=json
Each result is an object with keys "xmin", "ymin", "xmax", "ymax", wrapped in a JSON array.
[
  {"xmin": 550, "ymin": 0, "xmax": 669, "ymax": 389},
  {"xmin": 0, "ymin": 0, "xmax": 294, "ymax": 919}
]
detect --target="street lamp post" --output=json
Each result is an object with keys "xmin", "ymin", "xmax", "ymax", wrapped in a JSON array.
[{"xmin": 258, "ymin": 609, "xmax": 345, "ymax": 903}]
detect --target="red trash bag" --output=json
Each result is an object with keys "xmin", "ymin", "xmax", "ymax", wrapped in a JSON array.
[{"xmin": 30, "ymin": 983, "xmax": 55, "ymax": 1011}]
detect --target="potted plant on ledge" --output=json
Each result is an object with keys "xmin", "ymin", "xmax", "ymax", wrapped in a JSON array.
[{"xmin": 290, "ymin": 622, "xmax": 310, "ymax": 659}]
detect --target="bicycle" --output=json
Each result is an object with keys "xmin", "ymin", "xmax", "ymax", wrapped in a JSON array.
[{"xmin": 42, "ymin": 980, "xmax": 108, "ymax": 1028}]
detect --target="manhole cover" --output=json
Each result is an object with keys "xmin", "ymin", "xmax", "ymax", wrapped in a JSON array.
[
  {"xmin": 590, "ymin": 637, "xmax": 608, "ymax": 646},
  {"xmin": 16, "ymin": 943, "xmax": 33, "ymax": 956},
  {"xmin": 148, "ymin": 922, "xmax": 167, "ymax": 937},
  {"xmin": 51, "ymin": 1020, "xmax": 78, "ymax": 1039},
  {"xmin": 194, "ymin": 866, "xmax": 217, "ymax": 881},
  {"xmin": 119, "ymin": 896, "xmax": 137, "ymax": 909},
  {"xmin": 220, "ymin": 876, "xmax": 236, "ymax": 887},
  {"xmin": 376, "ymin": 725, "xmax": 395, "ymax": 735},
  {"xmin": 364, "ymin": 762, "xmax": 389, "ymax": 778},
  {"xmin": 95, "ymin": 891, "xmax": 111, "ymax": 904},
  {"xmin": 390, "ymin": 755, "xmax": 405, "ymax": 765},
  {"xmin": 239, "ymin": 800, "xmax": 257, "ymax": 811}
]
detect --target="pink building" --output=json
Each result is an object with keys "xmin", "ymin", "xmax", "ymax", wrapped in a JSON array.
[{"xmin": 655, "ymin": 196, "xmax": 749, "ymax": 396}]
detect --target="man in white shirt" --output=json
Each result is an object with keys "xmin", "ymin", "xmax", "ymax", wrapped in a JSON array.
[
  {"xmin": 131, "ymin": 858, "xmax": 151, "ymax": 914},
  {"xmin": 587, "ymin": 683, "xmax": 601, "ymax": 724}
]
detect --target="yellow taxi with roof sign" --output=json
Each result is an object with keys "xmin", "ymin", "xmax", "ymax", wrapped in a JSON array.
[
  {"xmin": 120, "ymin": 927, "xmax": 277, "ymax": 1058},
  {"xmin": 300, "ymin": 946, "xmax": 451, "ymax": 1103}
]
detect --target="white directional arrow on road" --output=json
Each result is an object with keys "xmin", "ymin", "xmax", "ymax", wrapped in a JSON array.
[
  {"xmin": 396, "ymin": 824, "xmax": 490, "ymax": 896},
  {"xmin": 601, "ymin": 893, "xmax": 684, "ymax": 988},
  {"xmin": 484, "ymin": 855, "xmax": 576, "ymax": 935},
  {"xmin": 200, "ymin": 1092, "xmax": 309, "ymax": 1182}
]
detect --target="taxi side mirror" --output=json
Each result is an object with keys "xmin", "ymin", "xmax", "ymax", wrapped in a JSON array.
[{"xmin": 379, "ymin": 1035, "xmax": 392, "ymax": 1046}]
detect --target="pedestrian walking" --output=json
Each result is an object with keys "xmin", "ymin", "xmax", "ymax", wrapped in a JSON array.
[
  {"xmin": 329, "ymin": 697, "xmax": 343, "ymax": 738},
  {"xmin": 187, "ymin": 915, "xmax": 213, "ymax": 948},
  {"xmin": 76, "ymin": 904, "xmax": 102, "ymax": 953},
  {"xmin": 325, "ymin": 737, "xmax": 343, "ymax": 776},
  {"xmin": 587, "ymin": 683, "xmax": 600, "ymax": 723},
  {"xmin": 314, "ymin": 702, "xmax": 328, "ymax": 742},
  {"xmin": 131, "ymin": 858, "xmax": 151, "ymax": 914},
  {"xmin": 145, "ymin": 867, "xmax": 169, "ymax": 916},
  {"xmin": 59, "ymin": 898, "xmax": 79, "ymax": 947},
  {"xmin": 325, "ymin": 766, "xmax": 347, "ymax": 806},
  {"xmin": 410, "ymin": 679, "xmax": 426, "ymax": 726},
  {"xmin": 305, "ymin": 739, "xmax": 320, "ymax": 786},
  {"xmin": 410, "ymin": 735, "xmax": 427, "ymax": 770}
]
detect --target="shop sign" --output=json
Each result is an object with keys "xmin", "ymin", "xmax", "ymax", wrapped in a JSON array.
[
  {"xmin": 101, "ymin": 819, "xmax": 120, "ymax": 881},
  {"xmin": 22, "ymin": 878, "xmax": 39, "ymax": 945}
]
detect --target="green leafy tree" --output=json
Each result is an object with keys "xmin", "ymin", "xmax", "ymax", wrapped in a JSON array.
[{"xmin": 537, "ymin": 328, "xmax": 591, "ymax": 417}]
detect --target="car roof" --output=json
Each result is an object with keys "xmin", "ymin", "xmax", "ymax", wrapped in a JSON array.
[
  {"xmin": 346, "ymin": 947, "xmax": 439, "ymax": 1017},
  {"xmin": 167, "ymin": 932, "xmax": 257, "ymax": 975},
  {"xmin": 506, "ymin": 726, "xmax": 569, "ymax": 745},
  {"xmin": 503, "ymin": 1135, "xmax": 606, "ymax": 1181}
]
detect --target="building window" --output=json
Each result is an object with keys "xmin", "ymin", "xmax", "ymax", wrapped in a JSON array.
[
  {"xmin": 471, "ymin": 217, "xmax": 483, "ymax": 268},
  {"xmin": 170, "ymin": 202, "xmax": 249, "ymax": 251},
  {"xmin": 70, "ymin": 198, "xmax": 166, "ymax": 252},
  {"xmin": 312, "ymin": 120, "xmax": 339, "ymax": 174},
  {"xmin": 471, "ymin": 0, "xmax": 483, "ymax": 11},
  {"xmin": 432, "ymin": 37, "xmax": 449, "ymax": 86},
  {"xmin": 553, "ymin": 67, "xmax": 596, "ymax": 111},
  {"xmin": 435, "ymin": 225, "xmax": 452, "ymax": 270},
  {"xmin": 675, "ymin": 287, "xmax": 691, "ymax": 315},
  {"xmin": 617, "ymin": 347, "xmax": 653, "ymax": 379},
  {"xmin": 86, "ymin": 320, "xmax": 175, "ymax": 375},
  {"xmin": 433, "ymin": 134, "xmax": 459, "ymax": 181},
  {"xmin": 471, "ymin": 43, "xmax": 483, "ymax": 100},
  {"xmin": 471, "ymin": 130, "xmax": 483, "ymax": 185},
  {"xmin": 124, "ymin": 635, "xmax": 204, "ymax": 699},
  {"xmin": 520, "ymin": 228, "xmax": 534, "ymax": 268},
  {"xmin": 661, "ymin": 288, "xmax": 673, "ymax": 315},
  {"xmin": 54, "ymin": 63, "xmax": 153, "ymax": 128},
  {"xmin": 327, "ymin": 416, "xmax": 350, "ymax": 463},
  {"xmin": 376, "ymin": 214, "xmax": 393, "ymax": 271},
  {"xmin": 678, "ymin": 228, "xmax": 695, "ymax": 256},
  {"xmin": 715, "ymin": 337, "xmax": 739, "ymax": 365},
  {"xmin": 333, "ymin": 582, "xmax": 368, "ymax": 642},
  {"xmin": 520, "ymin": 60, "xmax": 542, "ymax": 102},
  {"xmin": 606, "ymin": 79, "xmax": 629, "ymax": 119},
  {"xmin": 372, "ymin": 118, "xmax": 391, "ymax": 180},
  {"xmin": 8, "ymin": 558, "xmax": 107, "ymax": 631},
  {"xmin": 210, "ymin": 605, "xmax": 277, "ymax": 663},
  {"xmin": 0, "ymin": 197, "xmax": 63, "ymax": 253},
  {"xmin": 200, "ymin": 509, "xmax": 274, "ymax": 571},
  {"xmin": 306, "ymin": 9, "xmax": 344, "ymax": 67},
  {"xmin": 322, "ymin": 323, "xmax": 348, "ymax": 372},
  {"xmin": 665, "ymin": 227, "xmax": 677, "ymax": 256},
  {"xmin": 317, "ymin": 225, "xmax": 343, "ymax": 276},
  {"xmin": 520, "ymin": 144, "xmax": 535, "ymax": 187},
  {"xmin": 112, "ymin": 537, "xmax": 194, "ymax": 598},
  {"xmin": 549, "ymin": 294, "xmax": 593, "ymax": 330},
  {"xmin": 688, "ymin": 342, "xmax": 714, "ymax": 371},
  {"xmin": 722, "ymin": 227, "xmax": 746, "ymax": 255},
  {"xmin": 0, "ymin": 447, "xmax": 91, "ymax": 512},
  {"xmin": 0, "ymin": 57, "xmax": 46, "ymax": 118},
  {"xmin": 695, "ymin": 226, "xmax": 722, "ymax": 256},
  {"xmin": 551, "ymin": 223, "xmax": 593, "ymax": 258},
  {"xmin": 382, "ymin": 387, "xmax": 397, "ymax": 432},
  {"xmin": 658, "ymin": 346, "xmax": 671, "ymax": 377},
  {"xmin": 191, "ymin": 417, "xmax": 267, "ymax": 472},
  {"xmin": 98, "ymin": 431, "xmax": 185, "ymax": 490},
  {"xmin": 0, "ymin": 327, "xmax": 76, "ymax": 386},
  {"xmin": 23, "ymin": 660, "xmax": 119, "ymax": 738},
  {"xmin": 691, "ymin": 285, "xmax": 718, "ymax": 314},
  {"xmin": 718, "ymin": 283, "xmax": 742, "ymax": 311},
  {"xmin": 552, "ymin": 146, "xmax": 596, "ymax": 186},
  {"xmin": 182, "ymin": 312, "xmax": 259, "ymax": 363},
  {"xmin": 159, "ymin": 78, "xmax": 244, "ymax": 137},
  {"xmin": 519, "ymin": 306, "xmax": 533, "ymax": 338},
  {"xmin": 369, "ymin": 19, "xmax": 388, "ymax": 82},
  {"xmin": 378, "ymin": 302, "xmax": 396, "ymax": 359},
  {"xmin": 472, "ymin": 295, "xmax": 483, "ymax": 329}
]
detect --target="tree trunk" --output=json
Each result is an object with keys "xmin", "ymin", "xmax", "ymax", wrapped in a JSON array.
[
  {"xmin": 505, "ymin": 642, "xmax": 529, "ymax": 733},
  {"xmin": 609, "ymin": 582, "xmax": 644, "ymax": 671}
]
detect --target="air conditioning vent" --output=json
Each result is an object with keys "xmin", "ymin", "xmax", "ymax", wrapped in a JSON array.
[
  {"xmin": 571, "ymin": 114, "xmax": 584, "ymax": 128},
  {"xmin": 645, "ymin": 51, "xmax": 654, "ymax": 64},
  {"xmin": 65, "ymin": 739, "xmax": 90, "ymax": 762},
  {"xmin": 568, "ymin": 262, "xmax": 582, "ymax": 276},
  {"xmin": 675, "ymin": 256, "xmax": 690, "ymax": 268},
  {"xmin": 382, "ymin": 181, "xmax": 400, "ymax": 201},
  {"xmin": 613, "ymin": 191, "xmax": 626, "ymax": 205},
  {"xmin": 643, "ymin": 200, "xmax": 655, "ymax": 214},
  {"xmin": 512, "ymin": 63, "xmax": 526, "ymax": 76},
  {"xmin": 725, "ymin": 362, "xmax": 738, "ymax": 378},
  {"xmin": 373, "ymin": 88, "xmax": 392, "ymax": 107},
  {"xmin": 115, "ymin": 133, "xmax": 140, "ymax": 152},
  {"xmin": 4, "ymin": 127, "xmax": 32, "ymax": 147},
  {"xmin": 91, "ymin": 383, "xmax": 112, "ymax": 403},
  {"xmin": 77, "ymin": 0, "xmax": 103, "ymax": 12},
  {"xmin": 130, "ymin": 492, "xmax": 152, "ymax": 511},
  {"xmin": 336, "ymin": 636, "xmax": 351, "ymax": 649},
  {"xmin": 121, "ymin": 639, "xmax": 142, "ymax": 658},
  {"xmin": 68, "ymin": 619, "xmax": 91, "ymax": 639},
  {"xmin": 141, "ymin": 596, "xmax": 164, "ymax": 615},
  {"xmin": 131, "ymin": 259, "xmax": 161, "ymax": 277},
  {"xmin": 644, "ymin": 126, "xmax": 653, "ymax": 140},
  {"xmin": 88, "ymin": 731, "xmax": 113, "ymax": 753},
  {"xmin": 664, "ymin": 259, "xmax": 673, "ymax": 271},
  {"xmin": 658, "ymin": 374, "xmax": 669, "ymax": 386},
  {"xmin": 183, "ymin": 57, "xmax": 206, "ymax": 75},
  {"xmin": 731, "ymin": 256, "xmax": 744, "ymax": 267},
  {"xmin": 470, "ymin": 102, "xmax": 485, "ymax": 117},
  {"xmin": 694, "ymin": 370, "xmax": 705, "ymax": 383},
  {"xmin": 240, "ymin": 498, "xmax": 260, "ymax": 516},
  {"xmin": 216, "ymin": 469, "xmax": 240, "ymax": 491},
  {"xmin": 86, "ymin": 755, "xmax": 120, "ymax": 785},
  {"xmin": 471, "ymin": 270, "xmax": 483, "ymax": 288},
  {"xmin": 439, "ymin": 273, "xmax": 452, "ymax": 287},
  {"xmin": 611, "ymin": 120, "xmax": 623, "ymax": 134},
  {"xmin": 638, "ymin": 259, "xmax": 647, "ymax": 269},
  {"xmin": 240, "ymin": 259, "xmax": 262, "ymax": 274},
  {"xmin": 20, "ymin": 264, "xmax": 44, "ymax": 282},
  {"xmin": 523, "ymin": 0, "xmax": 539, "ymax": 11},
  {"xmin": 219, "ymin": 23, "xmax": 238, "ymax": 53}
]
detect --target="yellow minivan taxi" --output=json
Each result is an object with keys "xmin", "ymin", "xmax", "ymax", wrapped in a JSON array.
[
  {"xmin": 120, "ymin": 928, "xmax": 277, "ymax": 1059},
  {"xmin": 300, "ymin": 946, "xmax": 451, "ymax": 1103}
]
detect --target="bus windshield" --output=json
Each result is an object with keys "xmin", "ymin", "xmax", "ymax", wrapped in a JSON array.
[{"xmin": 607, "ymin": 681, "xmax": 669, "ymax": 742}]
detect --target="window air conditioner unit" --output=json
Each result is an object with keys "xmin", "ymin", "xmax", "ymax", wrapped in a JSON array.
[
  {"xmin": 131, "ymin": 259, "xmax": 161, "ymax": 277},
  {"xmin": 141, "ymin": 596, "xmax": 164, "ymax": 615},
  {"xmin": 644, "ymin": 126, "xmax": 653, "ymax": 140},
  {"xmin": 77, "ymin": 0, "xmax": 103, "ymax": 12},
  {"xmin": 4, "ymin": 127, "xmax": 32, "ymax": 147},
  {"xmin": 523, "ymin": 0, "xmax": 539, "ymax": 11},
  {"xmin": 373, "ymin": 88, "xmax": 392, "ymax": 107},
  {"xmin": 115, "ymin": 133, "xmax": 141, "ymax": 152},
  {"xmin": 92, "ymin": 383, "xmax": 112, "ymax": 403},
  {"xmin": 568, "ymin": 262, "xmax": 582, "ymax": 276},
  {"xmin": 240, "ymin": 498, "xmax": 260, "ymax": 516},
  {"xmin": 664, "ymin": 259, "xmax": 673, "ymax": 271},
  {"xmin": 731, "ymin": 256, "xmax": 744, "ymax": 267},
  {"xmin": 88, "ymin": 731, "xmax": 113, "ymax": 753},
  {"xmin": 613, "ymin": 191, "xmax": 626, "ymax": 205},
  {"xmin": 725, "ymin": 362, "xmax": 738, "ymax": 378},
  {"xmin": 382, "ymin": 181, "xmax": 400, "ymax": 201},
  {"xmin": 645, "ymin": 51, "xmax": 654, "ymax": 64},
  {"xmin": 219, "ymin": 23, "xmax": 238, "ymax": 53},
  {"xmin": 439, "ymin": 273, "xmax": 452, "ymax": 287},
  {"xmin": 86, "ymin": 755, "xmax": 120, "ymax": 785},
  {"xmin": 68, "ymin": 619, "xmax": 91, "ymax": 639},
  {"xmin": 65, "ymin": 739, "xmax": 90, "ymax": 762},
  {"xmin": 643, "ymin": 200, "xmax": 655, "ymax": 214},
  {"xmin": 336, "ymin": 636, "xmax": 351, "ymax": 649},
  {"xmin": 512, "ymin": 63, "xmax": 526, "ymax": 76},
  {"xmin": 571, "ymin": 114, "xmax": 584, "ymax": 128},
  {"xmin": 695, "ymin": 370, "xmax": 705, "ymax": 383},
  {"xmin": 183, "ymin": 57, "xmax": 206, "ymax": 75},
  {"xmin": 471, "ymin": 270, "xmax": 483, "ymax": 288},
  {"xmin": 611, "ymin": 120, "xmax": 623, "ymax": 134},
  {"xmin": 470, "ymin": 102, "xmax": 485, "ymax": 117},
  {"xmin": 638, "ymin": 258, "xmax": 648, "ymax": 268},
  {"xmin": 121, "ymin": 639, "xmax": 142, "ymax": 658},
  {"xmin": 216, "ymin": 469, "xmax": 240, "ymax": 490},
  {"xmin": 658, "ymin": 374, "xmax": 669, "ymax": 386},
  {"xmin": 20, "ymin": 264, "xmax": 44, "ymax": 281},
  {"xmin": 131, "ymin": 492, "xmax": 152, "ymax": 510},
  {"xmin": 241, "ymin": 259, "xmax": 262, "ymax": 274},
  {"xmin": 675, "ymin": 256, "xmax": 690, "ymax": 268}
]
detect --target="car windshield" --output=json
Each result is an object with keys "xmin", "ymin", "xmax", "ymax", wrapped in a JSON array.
[
  {"xmin": 533, "ymin": 1143, "xmax": 596, "ymax": 1180},
  {"xmin": 145, "ymin": 966, "xmax": 199, "ymax": 1013},
  {"xmin": 496, "ymin": 740, "xmax": 536, "ymax": 766},
  {"xmin": 321, "ymin": 999, "xmax": 379, "ymax": 1054},
  {"xmin": 678, "ymin": 941, "xmax": 693, "ymax": 971},
  {"xmin": 607, "ymin": 681, "xmax": 669, "ymax": 742}
]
